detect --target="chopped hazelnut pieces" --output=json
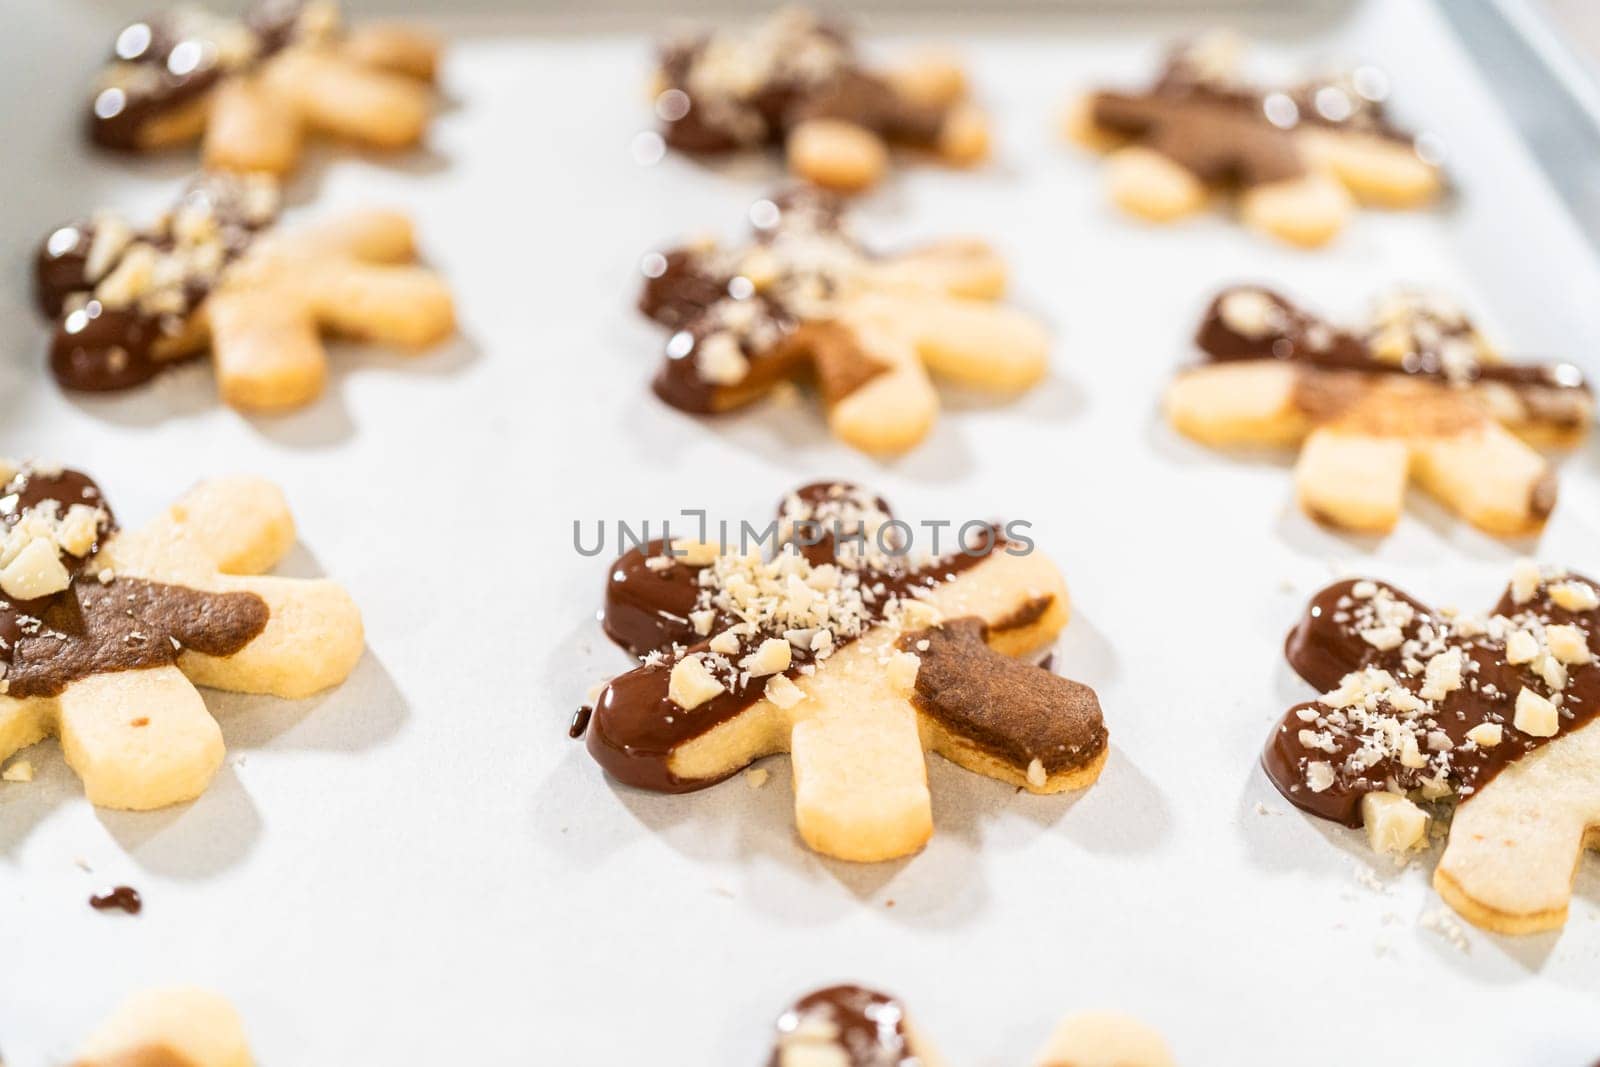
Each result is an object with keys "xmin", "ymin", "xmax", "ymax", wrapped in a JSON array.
[
  {"xmin": 1363, "ymin": 792, "xmax": 1428, "ymax": 855},
  {"xmin": 1513, "ymin": 687, "xmax": 1559, "ymax": 738},
  {"xmin": 668, "ymin": 654, "xmax": 726, "ymax": 710}
]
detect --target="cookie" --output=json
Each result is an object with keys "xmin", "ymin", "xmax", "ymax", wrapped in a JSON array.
[
  {"xmin": 1265, "ymin": 564, "xmax": 1599, "ymax": 933},
  {"xmin": 88, "ymin": 0, "xmax": 438, "ymax": 175},
  {"xmin": 767, "ymin": 985, "xmax": 1173, "ymax": 1066},
  {"xmin": 580, "ymin": 482, "xmax": 1107, "ymax": 863},
  {"xmin": 74, "ymin": 987, "xmax": 252, "ymax": 1067},
  {"xmin": 37, "ymin": 172, "xmax": 455, "ymax": 411},
  {"xmin": 640, "ymin": 190, "xmax": 1049, "ymax": 454},
  {"xmin": 1165, "ymin": 286, "xmax": 1591, "ymax": 536},
  {"xmin": 0, "ymin": 460, "xmax": 363, "ymax": 810},
  {"xmin": 653, "ymin": 7, "xmax": 987, "ymax": 192},
  {"xmin": 1067, "ymin": 33, "xmax": 1442, "ymax": 246}
]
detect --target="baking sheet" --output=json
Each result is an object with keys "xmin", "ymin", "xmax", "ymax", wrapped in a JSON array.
[{"xmin": 3, "ymin": 1, "xmax": 1600, "ymax": 1063}]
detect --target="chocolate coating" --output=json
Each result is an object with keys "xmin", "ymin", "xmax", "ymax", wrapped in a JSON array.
[
  {"xmin": 89, "ymin": 886, "xmax": 143, "ymax": 915},
  {"xmin": 768, "ymin": 985, "xmax": 915, "ymax": 1067}
]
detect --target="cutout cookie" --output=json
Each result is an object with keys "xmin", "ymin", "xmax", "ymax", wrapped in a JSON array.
[
  {"xmin": 1165, "ymin": 286, "xmax": 1591, "ymax": 536},
  {"xmin": 767, "ymin": 985, "xmax": 1173, "ymax": 1066},
  {"xmin": 74, "ymin": 987, "xmax": 253, "ymax": 1067},
  {"xmin": 1067, "ymin": 33, "xmax": 1442, "ymax": 246},
  {"xmin": 89, "ymin": 0, "xmax": 438, "ymax": 175},
  {"xmin": 1265, "ymin": 565, "xmax": 1599, "ymax": 933},
  {"xmin": 640, "ymin": 189, "xmax": 1049, "ymax": 454},
  {"xmin": 37, "ymin": 172, "xmax": 456, "ymax": 411},
  {"xmin": 654, "ymin": 7, "xmax": 987, "ymax": 192},
  {"xmin": 581, "ymin": 482, "xmax": 1107, "ymax": 863},
  {"xmin": 0, "ymin": 460, "xmax": 363, "ymax": 810}
]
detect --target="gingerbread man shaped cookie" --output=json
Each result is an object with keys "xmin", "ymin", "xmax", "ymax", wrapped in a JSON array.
[
  {"xmin": 1165, "ymin": 286, "xmax": 1591, "ymax": 536},
  {"xmin": 89, "ymin": 0, "xmax": 438, "ymax": 175},
  {"xmin": 73, "ymin": 988, "xmax": 253, "ymax": 1067},
  {"xmin": 37, "ymin": 172, "xmax": 456, "ymax": 412},
  {"xmin": 1066, "ymin": 33, "xmax": 1442, "ymax": 246},
  {"xmin": 640, "ymin": 190, "xmax": 1049, "ymax": 454},
  {"xmin": 768, "ymin": 985, "xmax": 1174, "ymax": 1067},
  {"xmin": 653, "ymin": 7, "xmax": 988, "ymax": 192},
  {"xmin": 581, "ymin": 483, "xmax": 1107, "ymax": 863},
  {"xmin": 1266, "ymin": 564, "xmax": 1599, "ymax": 933},
  {"xmin": 0, "ymin": 460, "xmax": 363, "ymax": 810}
]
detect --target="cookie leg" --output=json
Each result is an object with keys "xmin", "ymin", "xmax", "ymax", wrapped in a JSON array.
[
  {"xmin": 341, "ymin": 23, "xmax": 441, "ymax": 82},
  {"xmin": 1411, "ymin": 422, "xmax": 1555, "ymax": 536},
  {"xmin": 265, "ymin": 50, "xmax": 432, "ymax": 150},
  {"xmin": 1238, "ymin": 171, "xmax": 1353, "ymax": 247},
  {"xmin": 56, "ymin": 667, "xmax": 224, "ymax": 811},
  {"xmin": 824, "ymin": 318, "xmax": 938, "ymax": 454},
  {"xmin": 74, "ymin": 987, "xmax": 253, "ymax": 1067},
  {"xmin": 207, "ymin": 288, "xmax": 328, "ymax": 412},
  {"xmin": 856, "ymin": 293, "xmax": 1048, "ymax": 392},
  {"xmin": 787, "ymin": 118, "xmax": 889, "ymax": 193},
  {"xmin": 1034, "ymin": 1012, "xmax": 1175, "ymax": 1067},
  {"xmin": 180, "ymin": 575, "xmax": 364, "ymax": 700},
  {"xmin": 276, "ymin": 209, "xmax": 419, "ymax": 264},
  {"xmin": 0, "ymin": 696, "xmax": 52, "ymax": 765},
  {"xmin": 1105, "ymin": 146, "xmax": 1206, "ymax": 222},
  {"xmin": 1434, "ymin": 720, "xmax": 1600, "ymax": 934},
  {"xmin": 936, "ymin": 102, "xmax": 990, "ymax": 165},
  {"xmin": 790, "ymin": 697, "xmax": 933, "ymax": 862},
  {"xmin": 308, "ymin": 263, "xmax": 457, "ymax": 349},
  {"xmin": 1294, "ymin": 429, "xmax": 1409, "ymax": 532},
  {"xmin": 202, "ymin": 76, "xmax": 304, "ymax": 175}
]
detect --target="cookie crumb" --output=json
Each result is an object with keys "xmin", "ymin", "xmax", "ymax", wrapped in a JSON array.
[
  {"xmin": 2, "ymin": 759, "xmax": 33, "ymax": 783},
  {"xmin": 745, "ymin": 767, "xmax": 769, "ymax": 789}
]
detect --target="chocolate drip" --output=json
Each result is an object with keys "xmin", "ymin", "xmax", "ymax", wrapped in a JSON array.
[
  {"xmin": 768, "ymin": 986, "xmax": 915, "ymax": 1067},
  {"xmin": 657, "ymin": 14, "xmax": 945, "ymax": 156},
  {"xmin": 901, "ymin": 617, "xmax": 1105, "ymax": 777},
  {"xmin": 1089, "ymin": 42, "xmax": 1423, "ymax": 188},
  {"xmin": 1263, "ymin": 576, "xmax": 1600, "ymax": 826},
  {"xmin": 89, "ymin": 886, "xmax": 143, "ymax": 915},
  {"xmin": 89, "ymin": 1, "xmax": 305, "ymax": 150},
  {"xmin": 35, "ymin": 175, "xmax": 277, "ymax": 393},
  {"xmin": 587, "ymin": 485, "xmax": 1000, "ymax": 793},
  {"xmin": 1, "ymin": 465, "xmax": 269, "ymax": 699},
  {"xmin": 1196, "ymin": 287, "xmax": 1591, "ymax": 426}
]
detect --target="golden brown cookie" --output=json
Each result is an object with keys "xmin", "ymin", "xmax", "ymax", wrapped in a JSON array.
[
  {"xmin": 1067, "ymin": 33, "xmax": 1442, "ymax": 246},
  {"xmin": 1165, "ymin": 286, "xmax": 1591, "ymax": 536},
  {"xmin": 654, "ymin": 7, "xmax": 987, "ymax": 192},
  {"xmin": 37, "ymin": 173, "xmax": 455, "ymax": 412},
  {"xmin": 0, "ymin": 460, "xmax": 363, "ymax": 810},
  {"xmin": 88, "ymin": 0, "xmax": 438, "ymax": 175},
  {"xmin": 1265, "ymin": 565, "xmax": 1599, "ymax": 933},
  {"xmin": 74, "ymin": 987, "xmax": 252, "ymax": 1067},
  {"xmin": 640, "ymin": 190, "xmax": 1049, "ymax": 454},
  {"xmin": 580, "ymin": 482, "xmax": 1107, "ymax": 863}
]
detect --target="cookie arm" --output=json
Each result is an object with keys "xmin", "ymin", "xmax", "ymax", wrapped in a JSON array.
[
  {"xmin": 56, "ymin": 667, "xmax": 224, "ymax": 810},
  {"xmin": 1411, "ymin": 422, "xmax": 1556, "ymax": 537},
  {"xmin": 265, "ymin": 49, "xmax": 432, "ymax": 150},
  {"xmin": 203, "ymin": 75, "xmax": 306, "ymax": 175},
  {"xmin": 180, "ymin": 575, "xmax": 364, "ymax": 700},
  {"xmin": 1163, "ymin": 360, "xmax": 1308, "ymax": 447},
  {"xmin": 1434, "ymin": 719, "xmax": 1600, "ymax": 934},
  {"xmin": 308, "ymin": 262, "xmax": 456, "ymax": 349},
  {"xmin": 825, "ymin": 316, "xmax": 938, "ymax": 455},
  {"xmin": 100, "ymin": 477, "xmax": 296, "ymax": 578},
  {"xmin": 851, "ymin": 292, "xmax": 1048, "ymax": 393},
  {"xmin": 1294, "ymin": 428, "xmax": 1409, "ymax": 532},
  {"xmin": 868, "ymin": 239, "xmax": 1007, "ymax": 300}
]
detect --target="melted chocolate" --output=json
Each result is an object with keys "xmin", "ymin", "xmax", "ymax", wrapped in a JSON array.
[
  {"xmin": 568, "ymin": 705, "xmax": 593, "ymax": 740},
  {"xmin": 657, "ymin": 13, "xmax": 945, "ymax": 156},
  {"xmin": 89, "ymin": 885, "xmax": 143, "ymax": 915},
  {"xmin": 36, "ymin": 175, "xmax": 276, "ymax": 393},
  {"xmin": 1197, "ymin": 288, "xmax": 1590, "ymax": 411},
  {"xmin": 1, "ymin": 465, "xmax": 269, "ymax": 700},
  {"xmin": 587, "ymin": 484, "xmax": 1000, "ymax": 793},
  {"xmin": 640, "ymin": 192, "xmax": 889, "ymax": 416},
  {"xmin": 1263, "ymin": 575, "xmax": 1600, "ymax": 826},
  {"xmin": 900, "ymin": 617, "xmax": 1106, "ymax": 777},
  {"xmin": 1089, "ymin": 42, "xmax": 1424, "ymax": 188},
  {"xmin": 768, "ymin": 986, "xmax": 915, "ymax": 1067},
  {"xmin": 89, "ymin": 1, "xmax": 304, "ymax": 150}
]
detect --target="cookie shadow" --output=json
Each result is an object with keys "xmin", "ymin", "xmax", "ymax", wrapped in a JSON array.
[{"xmin": 96, "ymin": 762, "xmax": 263, "ymax": 880}]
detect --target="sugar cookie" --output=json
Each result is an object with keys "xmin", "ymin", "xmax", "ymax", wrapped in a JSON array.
[
  {"xmin": 0, "ymin": 460, "xmax": 363, "ymax": 810},
  {"xmin": 1266, "ymin": 566, "xmax": 1599, "ymax": 933},
  {"xmin": 1069, "ymin": 33, "xmax": 1442, "ymax": 245},
  {"xmin": 88, "ymin": 0, "xmax": 438, "ymax": 175},
  {"xmin": 641, "ymin": 190, "xmax": 1049, "ymax": 454},
  {"xmin": 580, "ymin": 482, "xmax": 1106, "ymax": 863},
  {"xmin": 74, "ymin": 987, "xmax": 252, "ymax": 1067},
  {"xmin": 37, "ymin": 173, "xmax": 455, "ymax": 411},
  {"xmin": 1165, "ymin": 286, "xmax": 1590, "ymax": 536},
  {"xmin": 654, "ymin": 8, "xmax": 987, "ymax": 192}
]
